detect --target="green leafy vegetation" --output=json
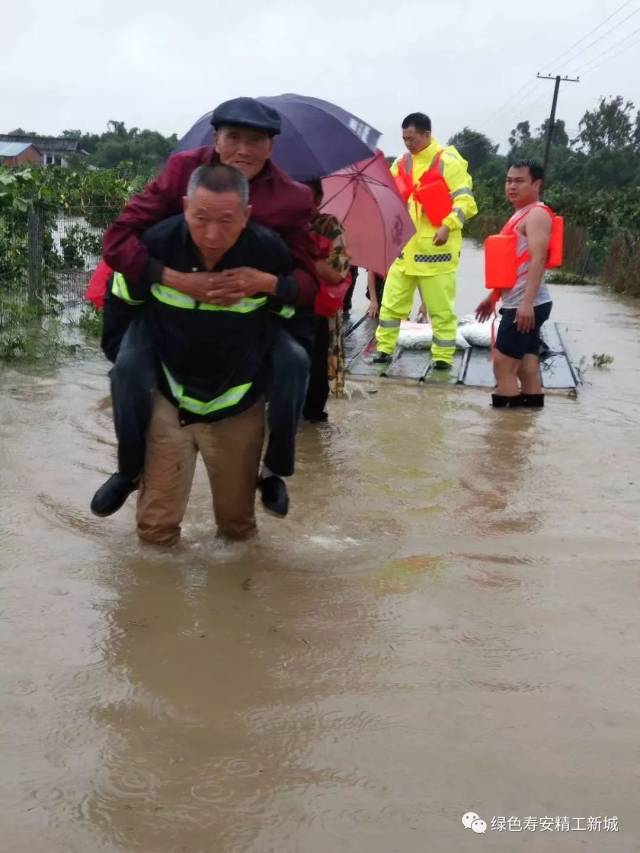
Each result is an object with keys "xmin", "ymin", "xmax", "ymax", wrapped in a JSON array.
[{"xmin": 0, "ymin": 161, "xmax": 151, "ymax": 361}]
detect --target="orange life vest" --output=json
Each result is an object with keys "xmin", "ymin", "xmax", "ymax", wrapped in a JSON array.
[
  {"xmin": 394, "ymin": 151, "xmax": 453, "ymax": 226},
  {"xmin": 484, "ymin": 203, "xmax": 564, "ymax": 291}
]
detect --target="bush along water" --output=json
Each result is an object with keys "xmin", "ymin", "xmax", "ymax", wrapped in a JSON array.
[{"xmin": 0, "ymin": 164, "xmax": 147, "ymax": 361}]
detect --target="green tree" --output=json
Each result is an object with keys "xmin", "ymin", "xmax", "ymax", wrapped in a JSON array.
[
  {"xmin": 577, "ymin": 96, "xmax": 635, "ymax": 152},
  {"xmin": 539, "ymin": 118, "xmax": 569, "ymax": 147},
  {"xmin": 633, "ymin": 110, "xmax": 640, "ymax": 152},
  {"xmin": 506, "ymin": 117, "xmax": 583, "ymax": 184},
  {"xmin": 107, "ymin": 120, "xmax": 128, "ymax": 138},
  {"xmin": 508, "ymin": 121, "xmax": 531, "ymax": 149},
  {"xmin": 85, "ymin": 122, "xmax": 177, "ymax": 173},
  {"xmin": 580, "ymin": 147, "xmax": 640, "ymax": 189},
  {"xmin": 447, "ymin": 127, "xmax": 499, "ymax": 172}
]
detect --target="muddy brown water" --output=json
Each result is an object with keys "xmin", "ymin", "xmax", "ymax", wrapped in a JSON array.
[{"xmin": 1, "ymin": 242, "xmax": 640, "ymax": 853}]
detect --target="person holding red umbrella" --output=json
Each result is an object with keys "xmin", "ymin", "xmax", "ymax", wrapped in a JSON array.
[{"xmin": 301, "ymin": 179, "xmax": 352, "ymax": 421}]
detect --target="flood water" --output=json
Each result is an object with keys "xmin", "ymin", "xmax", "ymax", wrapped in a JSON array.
[{"xmin": 1, "ymin": 242, "xmax": 640, "ymax": 852}]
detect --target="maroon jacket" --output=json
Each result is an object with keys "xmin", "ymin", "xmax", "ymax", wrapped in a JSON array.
[{"xmin": 102, "ymin": 147, "xmax": 318, "ymax": 306}]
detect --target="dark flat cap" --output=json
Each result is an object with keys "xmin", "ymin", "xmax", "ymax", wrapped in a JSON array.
[{"xmin": 211, "ymin": 98, "xmax": 281, "ymax": 136}]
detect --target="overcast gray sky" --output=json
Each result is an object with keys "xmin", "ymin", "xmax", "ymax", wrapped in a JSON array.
[{"xmin": 3, "ymin": 0, "xmax": 639, "ymax": 157}]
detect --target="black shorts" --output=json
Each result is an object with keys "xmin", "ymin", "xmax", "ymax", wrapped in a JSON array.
[{"xmin": 495, "ymin": 302, "xmax": 552, "ymax": 360}]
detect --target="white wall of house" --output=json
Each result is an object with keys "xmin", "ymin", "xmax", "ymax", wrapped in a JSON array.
[{"xmin": 43, "ymin": 153, "xmax": 70, "ymax": 166}]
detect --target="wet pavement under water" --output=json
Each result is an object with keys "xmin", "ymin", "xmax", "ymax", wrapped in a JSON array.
[{"xmin": 1, "ymin": 242, "xmax": 640, "ymax": 853}]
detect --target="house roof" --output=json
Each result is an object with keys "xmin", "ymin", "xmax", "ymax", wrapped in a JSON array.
[
  {"xmin": 0, "ymin": 134, "xmax": 80, "ymax": 154},
  {"xmin": 0, "ymin": 141, "xmax": 40, "ymax": 157}
]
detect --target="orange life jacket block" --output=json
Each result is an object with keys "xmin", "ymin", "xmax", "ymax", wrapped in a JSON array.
[
  {"xmin": 394, "ymin": 158, "xmax": 414, "ymax": 204},
  {"xmin": 484, "ymin": 204, "xmax": 564, "ymax": 290},
  {"xmin": 394, "ymin": 151, "xmax": 453, "ymax": 226}
]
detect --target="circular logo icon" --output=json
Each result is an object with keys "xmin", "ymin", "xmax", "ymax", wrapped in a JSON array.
[{"xmin": 462, "ymin": 812, "xmax": 480, "ymax": 829}]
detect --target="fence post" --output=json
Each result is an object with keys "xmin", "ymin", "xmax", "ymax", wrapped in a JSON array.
[{"xmin": 27, "ymin": 204, "xmax": 44, "ymax": 304}]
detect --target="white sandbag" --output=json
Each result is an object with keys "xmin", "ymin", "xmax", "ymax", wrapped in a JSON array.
[
  {"xmin": 458, "ymin": 319, "xmax": 493, "ymax": 348},
  {"xmin": 455, "ymin": 328, "xmax": 471, "ymax": 349},
  {"xmin": 398, "ymin": 321, "xmax": 433, "ymax": 349},
  {"xmin": 458, "ymin": 313, "xmax": 477, "ymax": 326},
  {"xmin": 397, "ymin": 321, "xmax": 470, "ymax": 350}
]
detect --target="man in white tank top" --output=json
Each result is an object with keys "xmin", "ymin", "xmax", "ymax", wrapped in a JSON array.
[{"xmin": 476, "ymin": 160, "xmax": 553, "ymax": 408}]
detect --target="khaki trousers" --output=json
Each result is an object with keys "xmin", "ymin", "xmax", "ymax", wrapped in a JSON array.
[{"xmin": 137, "ymin": 394, "xmax": 265, "ymax": 546}]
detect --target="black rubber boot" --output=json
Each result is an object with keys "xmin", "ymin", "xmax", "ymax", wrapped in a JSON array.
[
  {"xmin": 521, "ymin": 393, "xmax": 545, "ymax": 408},
  {"xmin": 91, "ymin": 473, "xmax": 138, "ymax": 517},
  {"xmin": 259, "ymin": 476, "xmax": 289, "ymax": 518},
  {"xmin": 491, "ymin": 394, "xmax": 523, "ymax": 408}
]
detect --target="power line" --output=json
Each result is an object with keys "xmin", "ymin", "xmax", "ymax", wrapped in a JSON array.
[
  {"xmin": 484, "ymin": 85, "xmax": 552, "ymax": 138},
  {"xmin": 484, "ymin": 76, "xmax": 551, "ymax": 128},
  {"xmin": 519, "ymin": 91, "xmax": 557, "ymax": 117},
  {"xmin": 541, "ymin": 0, "xmax": 636, "ymax": 67},
  {"xmin": 496, "ymin": 18, "xmax": 640, "ymax": 130},
  {"xmin": 575, "ymin": 23, "xmax": 640, "ymax": 74},
  {"xmin": 482, "ymin": 79, "xmax": 544, "ymax": 126},
  {"xmin": 480, "ymin": 2, "xmax": 639, "ymax": 128},
  {"xmin": 560, "ymin": 5, "xmax": 640, "ymax": 71}
]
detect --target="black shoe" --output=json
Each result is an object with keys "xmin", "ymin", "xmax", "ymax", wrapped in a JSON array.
[
  {"xmin": 521, "ymin": 393, "xmax": 545, "ymax": 408},
  {"xmin": 371, "ymin": 351, "xmax": 393, "ymax": 364},
  {"xmin": 259, "ymin": 476, "xmax": 289, "ymax": 518},
  {"xmin": 432, "ymin": 360, "xmax": 452, "ymax": 371},
  {"xmin": 491, "ymin": 394, "xmax": 523, "ymax": 408},
  {"xmin": 304, "ymin": 410, "xmax": 329, "ymax": 423},
  {"xmin": 91, "ymin": 472, "xmax": 138, "ymax": 517}
]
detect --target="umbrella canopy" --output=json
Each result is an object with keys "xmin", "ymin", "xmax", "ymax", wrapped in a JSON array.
[
  {"xmin": 320, "ymin": 151, "xmax": 415, "ymax": 277},
  {"xmin": 175, "ymin": 94, "xmax": 381, "ymax": 181}
]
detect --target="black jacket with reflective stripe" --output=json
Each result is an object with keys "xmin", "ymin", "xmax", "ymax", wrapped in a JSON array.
[{"xmin": 104, "ymin": 215, "xmax": 293, "ymax": 423}]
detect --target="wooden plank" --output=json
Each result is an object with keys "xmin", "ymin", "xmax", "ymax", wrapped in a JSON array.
[
  {"xmin": 343, "ymin": 314, "xmax": 578, "ymax": 391},
  {"xmin": 539, "ymin": 322, "xmax": 578, "ymax": 390},
  {"xmin": 463, "ymin": 346, "xmax": 495, "ymax": 387},
  {"xmin": 386, "ymin": 347, "xmax": 431, "ymax": 380},
  {"xmin": 456, "ymin": 347, "xmax": 472, "ymax": 383},
  {"xmin": 343, "ymin": 314, "xmax": 362, "ymax": 337},
  {"xmin": 347, "ymin": 343, "xmax": 393, "ymax": 378},
  {"xmin": 422, "ymin": 350, "xmax": 466, "ymax": 385},
  {"xmin": 555, "ymin": 323, "xmax": 581, "ymax": 387},
  {"xmin": 344, "ymin": 316, "xmax": 377, "ymax": 366}
]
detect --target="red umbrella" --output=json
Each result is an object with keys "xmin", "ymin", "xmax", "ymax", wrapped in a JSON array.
[{"xmin": 320, "ymin": 150, "xmax": 415, "ymax": 277}]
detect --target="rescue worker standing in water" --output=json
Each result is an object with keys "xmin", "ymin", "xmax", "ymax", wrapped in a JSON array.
[
  {"xmin": 475, "ymin": 159, "xmax": 553, "ymax": 408},
  {"xmin": 374, "ymin": 113, "xmax": 477, "ymax": 369}
]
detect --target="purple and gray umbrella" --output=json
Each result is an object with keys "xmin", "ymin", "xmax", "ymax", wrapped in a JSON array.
[{"xmin": 175, "ymin": 93, "xmax": 381, "ymax": 180}]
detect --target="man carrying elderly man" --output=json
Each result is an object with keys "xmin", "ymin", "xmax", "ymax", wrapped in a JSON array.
[
  {"xmin": 92, "ymin": 97, "xmax": 318, "ymax": 523},
  {"xmin": 105, "ymin": 163, "xmax": 294, "ymax": 544}
]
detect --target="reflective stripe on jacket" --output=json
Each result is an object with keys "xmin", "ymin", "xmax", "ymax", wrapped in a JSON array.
[
  {"xmin": 161, "ymin": 363, "xmax": 252, "ymax": 417},
  {"xmin": 106, "ymin": 216, "xmax": 295, "ymax": 424}
]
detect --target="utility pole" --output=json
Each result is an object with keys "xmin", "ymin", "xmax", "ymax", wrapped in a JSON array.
[{"xmin": 537, "ymin": 73, "xmax": 579, "ymax": 181}]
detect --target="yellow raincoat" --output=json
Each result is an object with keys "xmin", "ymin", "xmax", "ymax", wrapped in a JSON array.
[{"xmin": 390, "ymin": 137, "xmax": 477, "ymax": 276}]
